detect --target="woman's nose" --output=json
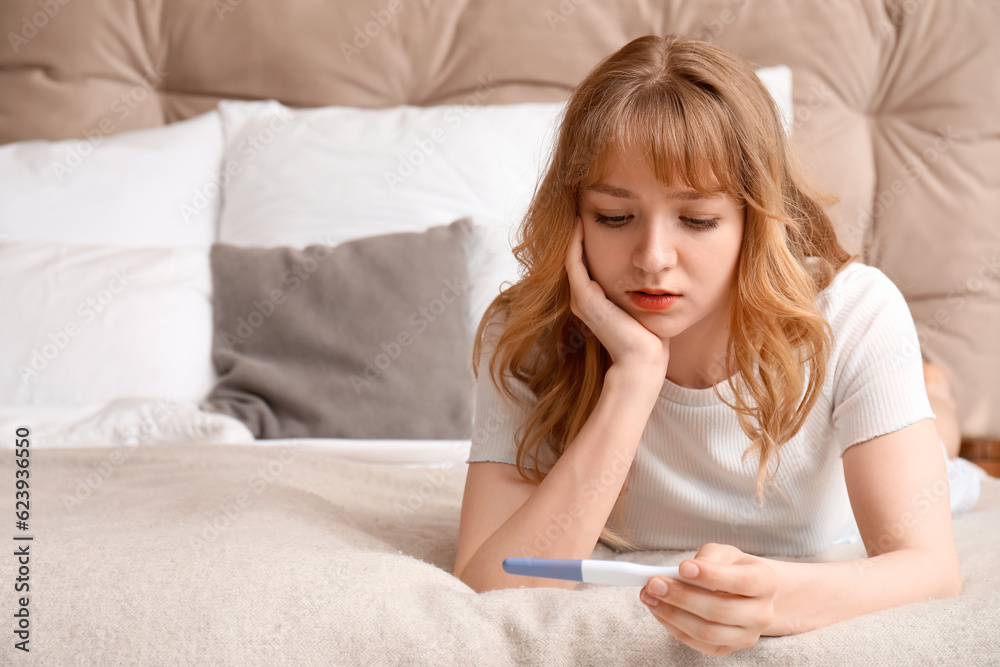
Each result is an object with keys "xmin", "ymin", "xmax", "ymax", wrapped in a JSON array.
[{"xmin": 632, "ymin": 221, "xmax": 677, "ymax": 274}]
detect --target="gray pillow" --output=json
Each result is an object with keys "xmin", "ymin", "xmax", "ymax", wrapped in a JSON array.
[{"xmin": 200, "ymin": 218, "xmax": 474, "ymax": 439}]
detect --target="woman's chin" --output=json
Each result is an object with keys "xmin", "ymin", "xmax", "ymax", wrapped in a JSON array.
[{"xmin": 631, "ymin": 313, "xmax": 683, "ymax": 340}]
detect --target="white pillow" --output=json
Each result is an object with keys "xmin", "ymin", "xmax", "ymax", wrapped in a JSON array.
[
  {"xmin": 216, "ymin": 67, "xmax": 792, "ymax": 335},
  {"xmin": 217, "ymin": 100, "xmax": 562, "ymax": 335},
  {"xmin": 755, "ymin": 65, "xmax": 794, "ymax": 134},
  {"xmin": 0, "ymin": 242, "xmax": 216, "ymax": 406},
  {"xmin": 0, "ymin": 110, "xmax": 223, "ymax": 247}
]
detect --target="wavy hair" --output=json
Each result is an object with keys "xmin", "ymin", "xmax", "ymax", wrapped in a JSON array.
[{"xmin": 472, "ymin": 34, "xmax": 855, "ymax": 552}]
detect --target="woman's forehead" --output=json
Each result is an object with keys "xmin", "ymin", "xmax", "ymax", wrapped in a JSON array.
[{"xmin": 583, "ymin": 145, "xmax": 728, "ymax": 196}]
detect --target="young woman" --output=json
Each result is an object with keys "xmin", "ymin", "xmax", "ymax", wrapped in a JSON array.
[{"xmin": 453, "ymin": 34, "xmax": 979, "ymax": 656}]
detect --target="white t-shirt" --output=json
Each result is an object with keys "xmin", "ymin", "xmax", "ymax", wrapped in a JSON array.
[{"xmin": 466, "ymin": 262, "xmax": 936, "ymax": 557}]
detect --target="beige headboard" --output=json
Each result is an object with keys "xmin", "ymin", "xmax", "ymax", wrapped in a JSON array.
[{"xmin": 2, "ymin": 0, "xmax": 998, "ymax": 441}]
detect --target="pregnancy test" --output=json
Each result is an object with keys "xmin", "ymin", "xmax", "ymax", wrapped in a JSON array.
[{"xmin": 502, "ymin": 558, "xmax": 689, "ymax": 587}]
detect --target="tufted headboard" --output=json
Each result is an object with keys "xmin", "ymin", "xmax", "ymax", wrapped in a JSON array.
[{"xmin": 2, "ymin": 0, "xmax": 998, "ymax": 442}]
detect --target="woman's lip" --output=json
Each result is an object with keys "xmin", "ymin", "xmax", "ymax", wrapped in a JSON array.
[{"xmin": 628, "ymin": 292, "xmax": 680, "ymax": 311}]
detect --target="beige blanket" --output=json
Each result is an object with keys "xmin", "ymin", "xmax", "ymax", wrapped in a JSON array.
[{"xmin": 2, "ymin": 442, "xmax": 997, "ymax": 665}]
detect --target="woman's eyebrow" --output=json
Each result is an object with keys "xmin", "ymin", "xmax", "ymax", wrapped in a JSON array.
[
  {"xmin": 584, "ymin": 182, "xmax": 725, "ymax": 201},
  {"xmin": 585, "ymin": 182, "xmax": 639, "ymax": 199}
]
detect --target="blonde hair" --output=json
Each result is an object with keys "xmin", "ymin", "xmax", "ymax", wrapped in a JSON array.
[{"xmin": 472, "ymin": 34, "xmax": 855, "ymax": 552}]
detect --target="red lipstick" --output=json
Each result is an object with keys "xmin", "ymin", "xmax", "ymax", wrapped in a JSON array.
[{"xmin": 628, "ymin": 290, "xmax": 680, "ymax": 311}]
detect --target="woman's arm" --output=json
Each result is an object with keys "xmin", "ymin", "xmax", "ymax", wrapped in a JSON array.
[
  {"xmin": 639, "ymin": 418, "xmax": 962, "ymax": 655},
  {"xmin": 766, "ymin": 416, "xmax": 961, "ymax": 632},
  {"xmin": 454, "ymin": 364, "xmax": 664, "ymax": 592}
]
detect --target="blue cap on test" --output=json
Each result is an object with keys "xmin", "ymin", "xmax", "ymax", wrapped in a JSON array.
[{"xmin": 502, "ymin": 558, "xmax": 584, "ymax": 582}]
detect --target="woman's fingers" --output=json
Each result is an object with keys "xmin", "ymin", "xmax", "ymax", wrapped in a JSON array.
[
  {"xmin": 653, "ymin": 611, "xmax": 760, "ymax": 656},
  {"xmin": 643, "ymin": 575, "xmax": 770, "ymax": 628},
  {"xmin": 682, "ymin": 544, "xmax": 778, "ymax": 598},
  {"xmin": 564, "ymin": 218, "xmax": 668, "ymax": 371},
  {"xmin": 564, "ymin": 217, "xmax": 593, "ymax": 286},
  {"xmin": 564, "ymin": 218, "xmax": 591, "ymax": 319},
  {"xmin": 641, "ymin": 576, "xmax": 771, "ymax": 655},
  {"xmin": 645, "ymin": 602, "xmax": 759, "ymax": 655},
  {"xmin": 639, "ymin": 544, "xmax": 779, "ymax": 655},
  {"xmin": 564, "ymin": 218, "xmax": 613, "ymax": 323}
]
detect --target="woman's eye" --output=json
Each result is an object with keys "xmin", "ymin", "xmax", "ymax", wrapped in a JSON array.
[
  {"xmin": 594, "ymin": 214, "xmax": 631, "ymax": 227},
  {"xmin": 681, "ymin": 216, "xmax": 720, "ymax": 229},
  {"xmin": 592, "ymin": 214, "xmax": 720, "ymax": 229}
]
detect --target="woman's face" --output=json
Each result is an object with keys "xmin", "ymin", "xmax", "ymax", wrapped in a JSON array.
[{"xmin": 577, "ymin": 147, "xmax": 745, "ymax": 345}]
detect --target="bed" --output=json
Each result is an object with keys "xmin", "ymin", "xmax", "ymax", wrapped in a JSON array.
[{"xmin": 1, "ymin": 0, "xmax": 998, "ymax": 665}]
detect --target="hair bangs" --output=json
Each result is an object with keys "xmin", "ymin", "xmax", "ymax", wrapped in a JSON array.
[{"xmin": 572, "ymin": 79, "xmax": 743, "ymax": 200}]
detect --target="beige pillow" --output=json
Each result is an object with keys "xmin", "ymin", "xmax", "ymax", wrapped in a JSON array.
[{"xmin": 200, "ymin": 218, "xmax": 474, "ymax": 439}]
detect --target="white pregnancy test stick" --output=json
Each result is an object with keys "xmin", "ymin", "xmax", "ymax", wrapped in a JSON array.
[{"xmin": 503, "ymin": 558, "xmax": 691, "ymax": 587}]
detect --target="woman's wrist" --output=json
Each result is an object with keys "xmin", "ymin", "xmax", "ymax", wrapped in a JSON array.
[{"xmin": 605, "ymin": 363, "xmax": 667, "ymax": 396}]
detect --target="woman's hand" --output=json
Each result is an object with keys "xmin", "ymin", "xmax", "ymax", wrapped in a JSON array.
[
  {"xmin": 639, "ymin": 543, "xmax": 779, "ymax": 656},
  {"xmin": 565, "ymin": 217, "xmax": 670, "ymax": 375}
]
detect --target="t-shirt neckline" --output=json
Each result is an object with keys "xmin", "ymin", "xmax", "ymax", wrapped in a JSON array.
[{"xmin": 658, "ymin": 373, "xmax": 738, "ymax": 406}]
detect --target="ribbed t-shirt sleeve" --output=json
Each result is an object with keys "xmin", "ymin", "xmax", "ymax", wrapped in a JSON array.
[
  {"xmin": 465, "ymin": 319, "xmax": 543, "ymax": 469},
  {"xmin": 829, "ymin": 265, "xmax": 936, "ymax": 456}
]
